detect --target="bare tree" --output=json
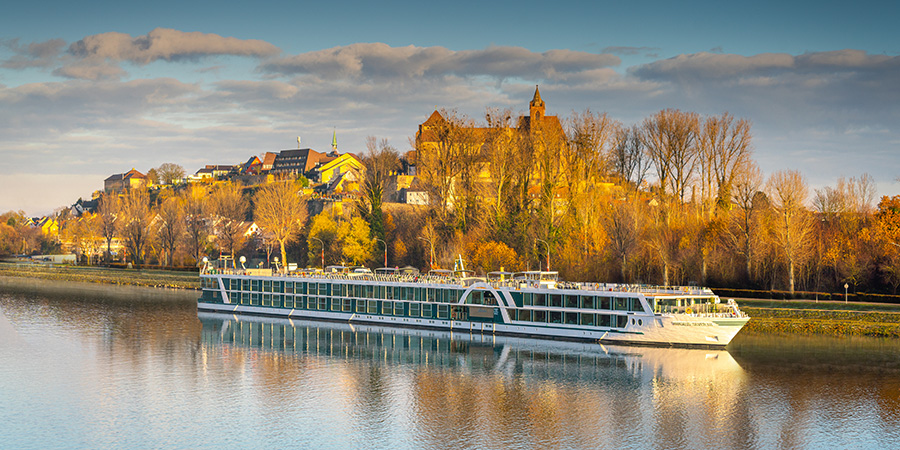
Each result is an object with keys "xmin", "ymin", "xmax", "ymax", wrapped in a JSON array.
[
  {"xmin": 727, "ymin": 163, "xmax": 764, "ymax": 280},
  {"xmin": 642, "ymin": 109, "xmax": 700, "ymax": 202},
  {"xmin": 357, "ymin": 136, "xmax": 400, "ymax": 240},
  {"xmin": 612, "ymin": 125, "xmax": 650, "ymax": 188},
  {"xmin": 209, "ymin": 182, "xmax": 249, "ymax": 260},
  {"xmin": 254, "ymin": 180, "xmax": 307, "ymax": 270},
  {"xmin": 156, "ymin": 196, "xmax": 184, "ymax": 267},
  {"xmin": 120, "ymin": 188, "xmax": 153, "ymax": 268},
  {"xmin": 156, "ymin": 163, "xmax": 186, "ymax": 186},
  {"xmin": 97, "ymin": 194, "xmax": 119, "ymax": 262},
  {"xmin": 698, "ymin": 113, "xmax": 753, "ymax": 210},
  {"xmin": 181, "ymin": 185, "xmax": 208, "ymax": 265},
  {"xmin": 766, "ymin": 170, "xmax": 813, "ymax": 293}
]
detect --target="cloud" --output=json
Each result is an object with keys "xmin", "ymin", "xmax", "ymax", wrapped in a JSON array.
[
  {"xmin": 260, "ymin": 43, "xmax": 620, "ymax": 81},
  {"xmin": 601, "ymin": 46, "xmax": 661, "ymax": 57},
  {"xmin": 67, "ymin": 28, "xmax": 280, "ymax": 65},
  {"xmin": 631, "ymin": 49, "xmax": 899, "ymax": 80},
  {"xmin": 1, "ymin": 38, "xmax": 66, "ymax": 69}
]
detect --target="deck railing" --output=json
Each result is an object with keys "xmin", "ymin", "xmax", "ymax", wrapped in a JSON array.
[{"xmin": 201, "ymin": 266, "xmax": 719, "ymax": 296}]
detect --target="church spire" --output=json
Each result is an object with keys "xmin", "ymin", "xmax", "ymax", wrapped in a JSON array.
[
  {"xmin": 331, "ymin": 128, "xmax": 338, "ymax": 151},
  {"xmin": 530, "ymin": 85, "xmax": 545, "ymax": 121}
]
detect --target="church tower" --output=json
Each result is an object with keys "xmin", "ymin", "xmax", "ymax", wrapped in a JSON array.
[
  {"xmin": 331, "ymin": 129, "xmax": 338, "ymax": 152},
  {"xmin": 529, "ymin": 85, "xmax": 545, "ymax": 123}
]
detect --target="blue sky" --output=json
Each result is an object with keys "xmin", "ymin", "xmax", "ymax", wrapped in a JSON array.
[{"xmin": 1, "ymin": 0, "xmax": 899, "ymax": 214}]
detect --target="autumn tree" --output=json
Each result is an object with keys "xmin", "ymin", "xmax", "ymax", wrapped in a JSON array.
[
  {"xmin": 208, "ymin": 181, "xmax": 249, "ymax": 260},
  {"xmin": 97, "ymin": 194, "xmax": 119, "ymax": 262},
  {"xmin": 155, "ymin": 196, "xmax": 184, "ymax": 267},
  {"xmin": 726, "ymin": 163, "xmax": 764, "ymax": 281},
  {"xmin": 766, "ymin": 170, "xmax": 813, "ymax": 293},
  {"xmin": 254, "ymin": 180, "xmax": 307, "ymax": 271},
  {"xmin": 612, "ymin": 125, "xmax": 650, "ymax": 188},
  {"xmin": 339, "ymin": 216, "xmax": 374, "ymax": 266},
  {"xmin": 698, "ymin": 112, "xmax": 753, "ymax": 211},
  {"xmin": 119, "ymin": 188, "xmax": 153, "ymax": 268},
  {"xmin": 308, "ymin": 212, "xmax": 339, "ymax": 269},
  {"xmin": 181, "ymin": 185, "xmax": 208, "ymax": 265}
]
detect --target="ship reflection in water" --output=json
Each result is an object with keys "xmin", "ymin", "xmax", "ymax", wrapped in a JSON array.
[{"xmin": 198, "ymin": 312, "xmax": 750, "ymax": 449}]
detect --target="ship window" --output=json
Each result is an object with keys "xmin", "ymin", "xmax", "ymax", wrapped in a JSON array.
[
  {"xmin": 617, "ymin": 315, "xmax": 628, "ymax": 328},
  {"xmin": 580, "ymin": 313, "xmax": 595, "ymax": 326},
  {"xmin": 581, "ymin": 296, "xmax": 594, "ymax": 309},
  {"xmin": 565, "ymin": 295, "xmax": 578, "ymax": 308},
  {"xmin": 565, "ymin": 312, "xmax": 578, "ymax": 325},
  {"xmin": 318, "ymin": 297, "xmax": 328, "ymax": 310},
  {"xmin": 285, "ymin": 282, "xmax": 294, "ymax": 294},
  {"xmin": 469, "ymin": 290, "xmax": 483, "ymax": 305},
  {"xmin": 297, "ymin": 282, "xmax": 305, "ymax": 294},
  {"xmin": 437, "ymin": 305, "xmax": 450, "ymax": 319},
  {"xmin": 242, "ymin": 279, "xmax": 251, "ymax": 291},
  {"xmin": 343, "ymin": 298, "xmax": 352, "ymax": 312},
  {"xmin": 320, "ymin": 283, "xmax": 330, "ymax": 296},
  {"xmin": 422, "ymin": 304, "xmax": 433, "ymax": 318},
  {"xmin": 485, "ymin": 292, "xmax": 498, "ymax": 306},
  {"xmin": 534, "ymin": 310, "xmax": 547, "ymax": 323},
  {"xmin": 273, "ymin": 281, "xmax": 283, "ymax": 293},
  {"xmin": 409, "ymin": 303, "xmax": 421, "ymax": 317},
  {"xmin": 518, "ymin": 309, "xmax": 532, "ymax": 322},
  {"xmin": 308, "ymin": 283, "xmax": 317, "ymax": 295},
  {"xmin": 367, "ymin": 300, "xmax": 378, "ymax": 314},
  {"xmin": 535, "ymin": 294, "xmax": 547, "ymax": 307},
  {"xmin": 283, "ymin": 296, "xmax": 294, "ymax": 309},
  {"xmin": 241, "ymin": 292, "xmax": 250, "ymax": 305},
  {"xmin": 511, "ymin": 292, "xmax": 523, "ymax": 307},
  {"xmin": 251, "ymin": 293, "xmax": 260, "ymax": 306},
  {"xmin": 393, "ymin": 286, "xmax": 400, "ymax": 300},
  {"xmin": 251, "ymin": 280, "xmax": 261, "ymax": 291},
  {"xmin": 597, "ymin": 297, "xmax": 609, "ymax": 310},
  {"xmin": 382, "ymin": 301, "xmax": 393, "ymax": 315},
  {"xmin": 394, "ymin": 303, "xmax": 404, "ymax": 316},
  {"xmin": 550, "ymin": 294, "xmax": 562, "ymax": 308},
  {"xmin": 549, "ymin": 311, "xmax": 562, "ymax": 323},
  {"xmin": 331, "ymin": 298, "xmax": 341, "ymax": 311},
  {"xmin": 230, "ymin": 278, "xmax": 240, "ymax": 290},
  {"xmin": 630, "ymin": 298, "xmax": 644, "ymax": 312},
  {"xmin": 614, "ymin": 297, "xmax": 627, "ymax": 311},
  {"xmin": 263, "ymin": 280, "xmax": 272, "ymax": 292},
  {"xmin": 523, "ymin": 293, "xmax": 533, "ymax": 306},
  {"xmin": 272, "ymin": 294, "xmax": 282, "ymax": 308},
  {"xmin": 599, "ymin": 314, "xmax": 612, "ymax": 327}
]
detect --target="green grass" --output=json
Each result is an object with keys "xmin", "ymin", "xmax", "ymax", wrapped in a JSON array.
[{"xmin": 737, "ymin": 298, "xmax": 900, "ymax": 313}]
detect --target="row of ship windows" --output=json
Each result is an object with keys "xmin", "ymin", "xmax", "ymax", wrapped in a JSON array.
[
  {"xmin": 202, "ymin": 278, "xmax": 645, "ymax": 312},
  {"xmin": 201, "ymin": 291, "xmax": 635, "ymax": 328}
]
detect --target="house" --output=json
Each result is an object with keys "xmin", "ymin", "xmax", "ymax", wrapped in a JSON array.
[
  {"xmin": 261, "ymin": 152, "xmax": 277, "ymax": 171},
  {"xmin": 315, "ymin": 153, "xmax": 363, "ymax": 185},
  {"xmin": 104, "ymin": 168, "xmax": 148, "ymax": 193},
  {"xmin": 239, "ymin": 156, "xmax": 263, "ymax": 175},
  {"xmin": 270, "ymin": 148, "xmax": 330, "ymax": 178}
]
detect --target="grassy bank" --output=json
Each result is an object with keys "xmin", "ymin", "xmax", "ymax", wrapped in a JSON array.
[
  {"xmin": 739, "ymin": 299, "xmax": 900, "ymax": 338},
  {"xmin": 0, "ymin": 262, "xmax": 199, "ymax": 290}
]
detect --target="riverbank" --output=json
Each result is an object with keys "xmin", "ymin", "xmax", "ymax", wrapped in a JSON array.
[
  {"xmin": 739, "ymin": 299, "xmax": 900, "ymax": 338},
  {"xmin": 2, "ymin": 262, "xmax": 899, "ymax": 338},
  {"xmin": 0, "ymin": 262, "xmax": 199, "ymax": 290}
]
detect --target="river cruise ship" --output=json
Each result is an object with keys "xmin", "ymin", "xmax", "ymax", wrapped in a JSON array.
[{"xmin": 198, "ymin": 259, "xmax": 749, "ymax": 348}]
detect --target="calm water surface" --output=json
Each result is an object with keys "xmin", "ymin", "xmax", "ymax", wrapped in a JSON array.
[{"xmin": 2, "ymin": 278, "xmax": 899, "ymax": 450}]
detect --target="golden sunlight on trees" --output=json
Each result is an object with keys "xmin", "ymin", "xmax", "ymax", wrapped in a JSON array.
[
  {"xmin": 209, "ymin": 182, "xmax": 248, "ymax": 259},
  {"xmin": 254, "ymin": 180, "xmax": 307, "ymax": 270},
  {"xmin": 766, "ymin": 170, "xmax": 813, "ymax": 293},
  {"xmin": 120, "ymin": 188, "xmax": 153, "ymax": 267}
]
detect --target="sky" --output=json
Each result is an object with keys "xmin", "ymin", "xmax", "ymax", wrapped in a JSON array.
[{"xmin": 1, "ymin": 0, "xmax": 898, "ymax": 215}]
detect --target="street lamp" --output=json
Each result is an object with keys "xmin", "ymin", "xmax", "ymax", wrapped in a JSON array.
[
  {"xmin": 844, "ymin": 283, "xmax": 849, "ymax": 303},
  {"xmin": 536, "ymin": 238, "xmax": 550, "ymax": 272},
  {"xmin": 374, "ymin": 237, "xmax": 387, "ymax": 268},
  {"xmin": 310, "ymin": 236, "xmax": 325, "ymax": 269},
  {"xmin": 417, "ymin": 236, "xmax": 435, "ymax": 269}
]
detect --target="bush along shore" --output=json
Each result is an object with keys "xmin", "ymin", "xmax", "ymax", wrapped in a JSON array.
[{"xmin": 0, "ymin": 262, "xmax": 200, "ymax": 290}]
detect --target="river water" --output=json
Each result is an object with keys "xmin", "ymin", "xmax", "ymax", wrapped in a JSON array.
[{"xmin": 1, "ymin": 278, "xmax": 899, "ymax": 450}]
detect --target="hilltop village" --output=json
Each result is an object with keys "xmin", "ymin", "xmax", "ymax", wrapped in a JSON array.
[{"xmin": 3, "ymin": 87, "xmax": 900, "ymax": 298}]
